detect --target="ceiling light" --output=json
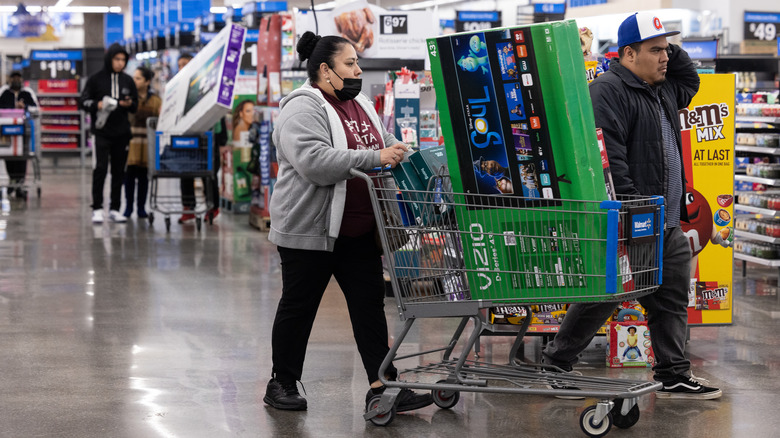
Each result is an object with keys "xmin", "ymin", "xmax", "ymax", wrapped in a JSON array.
[{"xmin": 210, "ymin": 6, "xmax": 228, "ymax": 14}]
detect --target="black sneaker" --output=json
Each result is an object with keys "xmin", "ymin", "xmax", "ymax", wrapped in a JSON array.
[
  {"xmin": 546, "ymin": 370, "xmax": 585, "ymax": 400},
  {"xmin": 366, "ymin": 386, "xmax": 433, "ymax": 413},
  {"xmin": 264, "ymin": 379, "xmax": 307, "ymax": 411},
  {"xmin": 656, "ymin": 374, "xmax": 722, "ymax": 400}
]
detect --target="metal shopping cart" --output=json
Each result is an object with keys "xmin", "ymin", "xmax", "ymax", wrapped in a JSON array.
[
  {"xmin": 0, "ymin": 108, "xmax": 42, "ymax": 200},
  {"xmin": 146, "ymin": 117, "xmax": 217, "ymax": 232},
  {"xmin": 356, "ymin": 169, "xmax": 665, "ymax": 437}
]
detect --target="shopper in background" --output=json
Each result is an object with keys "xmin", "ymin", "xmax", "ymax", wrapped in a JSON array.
[
  {"xmin": 542, "ymin": 12, "xmax": 721, "ymax": 400},
  {"xmin": 175, "ymin": 52, "xmax": 222, "ymax": 224},
  {"xmin": 124, "ymin": 66, "xmax": 161, "ymax": 219},
  {"xmin": 0, "ymin": 70, "xmax": 38, "ymax": 199},
  {"xmin": 80, "ymin": 43, "xmax": 138, "ymax": 223},
  {"xmin": 263, "ymin": 31, "xmax": 431, "ymax": 412}
]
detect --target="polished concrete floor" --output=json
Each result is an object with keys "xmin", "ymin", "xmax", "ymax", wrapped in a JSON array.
[{"xmin": 2, "ymin": 167, "xmax": 780, "ymax": 438}]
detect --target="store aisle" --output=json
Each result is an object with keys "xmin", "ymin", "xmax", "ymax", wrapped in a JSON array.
[{"xmin": 1, "ymin": 168, "xmax": 780, "ymax": 438}]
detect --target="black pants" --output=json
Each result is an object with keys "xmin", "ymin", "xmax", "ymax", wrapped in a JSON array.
[
  {"xmin": 271, "ymin": 232, "xmax": 398, "ymax": 384},
  {"xmin": 180, "ymin": 150, "xmax": 220, "ymax": 209},
  {"xmin": 124, "ymin": 165, "xmax": 148, "ymax": 213},
  {"xmin": 5, "ymin": 160, "xmax": 26, "ymax": 183},
  {"xmin": 92, "ymin": 135, "xmax": 128, "ymax": 211}
]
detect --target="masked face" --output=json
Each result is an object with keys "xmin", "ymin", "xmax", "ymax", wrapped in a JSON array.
[
  {"xmin": 324, "ymin": 44, "xmax": 362, "ymax": 101},
  {"xmin": 9, "ymin": 78, "xmax": 22, "ymax": 91}
]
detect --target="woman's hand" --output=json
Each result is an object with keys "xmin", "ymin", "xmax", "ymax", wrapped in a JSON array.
[{"xmin": 380, "ymin": 143, "xmax": 408, "ymax": 168}]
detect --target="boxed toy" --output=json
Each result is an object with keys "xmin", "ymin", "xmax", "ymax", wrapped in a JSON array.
[
  {"xmin": 607, "ymin": 321, "xmax": 654, "ymax": 368},
  {"xmin": 0, "ymin": 110, "xmax": 26, "ymax": 157}
]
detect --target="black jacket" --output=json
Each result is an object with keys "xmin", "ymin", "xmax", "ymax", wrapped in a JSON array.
[
  {"xmin": 0, "ymin": 86, "xmax": 38, "ymax": 109},
  {"xmin": 590, "ymin": 44, "xmax": 699, "ymax": 222},
  {"xmin": 79, "ymin": 43, "xmax": 138, "ymax": 139}
]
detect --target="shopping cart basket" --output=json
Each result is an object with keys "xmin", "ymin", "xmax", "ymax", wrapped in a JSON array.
[
  {"xmin": 0, "ymin": 108, "xmax": 42, "ymax": 200},
  {"xmin": 146, "ymin": 117, "xmax": 216, "ymax": 231},
  {"xmin": 355, "ymin": 168, "xmax": 665, "ymax": 437}
]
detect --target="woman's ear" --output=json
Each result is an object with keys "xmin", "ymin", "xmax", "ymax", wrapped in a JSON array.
[{"xmin": 319, "ymin": 62, "xmax": 330, "ymax": 82}]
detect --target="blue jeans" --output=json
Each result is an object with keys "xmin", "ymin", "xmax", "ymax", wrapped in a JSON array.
[{"xmin": 543, "ymin": 226, "xmax": 691, "ymax": 382}]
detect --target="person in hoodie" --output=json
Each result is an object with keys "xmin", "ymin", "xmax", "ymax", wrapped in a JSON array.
[
  {"xmin": 80, "ymin": 43, "xmax": 138, "ymax": 224},
  {"xmin": 263, "ymin": 31, "xmax": 432, "ymax": 413},
  {"xmin": 0, "ymin": 71, "xmax": 38, "ymax": 199}
]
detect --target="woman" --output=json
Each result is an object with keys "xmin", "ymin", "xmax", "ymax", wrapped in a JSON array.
[
  {"xmin": 264, "ymin": 31, "xmax": 431, "ymax": 413},
  {"xmin": 232, "ymin": 99, "xmax": 255, "ymax": 146},
  {"xmin": 124, "ymin": 66, "xmax": 161, "ymax": 218}
]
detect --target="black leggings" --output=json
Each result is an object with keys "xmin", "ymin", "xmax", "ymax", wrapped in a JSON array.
[
  {"xmin": 92, "ymin": 135, "xmax": 128, "ymax": 211},
  {"xmin": 271, "ymin": 231, "xmax": 398, "ymax": 384}
]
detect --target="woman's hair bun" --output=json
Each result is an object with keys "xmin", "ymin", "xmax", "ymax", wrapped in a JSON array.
[{"xmin": 297, "ymin": 31, "xmax": 322, "ymax": 62}]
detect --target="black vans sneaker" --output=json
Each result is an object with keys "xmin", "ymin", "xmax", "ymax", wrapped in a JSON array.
[
  {"xmin": 366, "ymin": 386, "xmax": 433, "ymax": 412},
  {"xmin": 264, "ymin": 379, "xmax": 307, "ymax": 411},
  {"xmin": 656, "ymin": 374, "xmax": 722, "ymax": 400}
]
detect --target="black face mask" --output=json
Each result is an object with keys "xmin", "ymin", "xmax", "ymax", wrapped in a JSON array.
[
  {"xmin": 10, "ymin": 81, "xmax": 22, "ymax": 91},
  {"xmin": 329, "ymin": 69, "xmax": 361, "ymax": 101}
]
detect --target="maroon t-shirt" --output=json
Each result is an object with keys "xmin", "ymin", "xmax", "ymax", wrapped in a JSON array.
[{"xmin": 316, "ymin": 85, "xmax": 384, "ymax": 237}]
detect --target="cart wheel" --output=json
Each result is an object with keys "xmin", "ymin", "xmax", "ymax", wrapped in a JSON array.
[
  {"xmin": 366, "ymin": 395, "xmax": 395, "ymax": 427},
  {"xmin": 432, "ymin": 380, "xmax": 460, "ymax": 409},
  {"xmin": 196, "ymin": 217, "xmax": 202, "ymax": 232},
  {"xmin": 164, "ymin": 217, "xmax": 171, "ymax": 232},
  {"xmin": 610, "ymin": 398, "xmax": 640, "ymax": 429},
  {"xmin": 580, "ymin": 406, "xmax": 612, "ymax": 438},
  {"xmin": 148, "ymin": 212, "xmax": 155, "ymax": 225}
]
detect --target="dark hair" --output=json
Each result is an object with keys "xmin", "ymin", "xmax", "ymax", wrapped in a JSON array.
[
  {"xmin": 618, "ymin": 42, "xmax": 642, "ymax": 59},
  {"xmin": 296, "ymin": 31, "xmax": 351, "ymax": 83},
  {"xmin": 179, "ymin": 52, "xmax": 194, "ymax": 62},
  {"xmin": 9, "ymin": 70, "xmax": 22, "ymax": 78},
  {"xmin": 233, "ymin": 99, "xmax": 254, "ymax": 124},
  {"xmin": 136, "ymin": 66, "xmax": 154, "ymax": 83}
]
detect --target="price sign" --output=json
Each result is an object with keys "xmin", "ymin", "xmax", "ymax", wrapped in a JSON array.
[
  {"xmin": 455, "ymin": 11, "xmax": 501, "ymax": 33},
  {"xmin": 30, "ymin": 50, "xmax": 83, "ymax": 80},
  {"xmin": 380, "ymin": 15, "xmax": 408, "ymax": 35},
  {"xmin": 240, "ymin": 29, "xmax": 259, "ymax": 72},
  {"xmin": 744, "ymin": 11, "xmax": 780, "ymax": 41}
]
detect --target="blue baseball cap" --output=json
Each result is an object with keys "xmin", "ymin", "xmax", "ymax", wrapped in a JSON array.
[{"xmin": 618, "ymin": 11, "xmax": 680, "ymax": 48}]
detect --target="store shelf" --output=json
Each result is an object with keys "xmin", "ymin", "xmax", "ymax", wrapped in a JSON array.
[
  {"xmin": 735, "ymin": 229, "xmax": 780, "ymax": 243},
  {"xmin": 735, "ymin": 204, "xmax": 780, "ymax": 217},
  {"xmin": 37, "ymin": 93, "xmax": 80, "ymax": 97},
  {"xmin": 735, "ymin": 252, "xmax": 780, "ymax": 267},
  {"xmin": 735, "ymin": 145, "xmax": 780, "ymax": 155},
  {"xmin": 736, "ymin": 116, "xmax": 780, "ymax": 124},
  {"xmin": 735, "ymin": 174, "xmax": 780, "ymax": 185},
  {"xmin": 41, "ymin": 128, "xmax": 80, "ymax": 134},
  {"xmin": 40, "ymin": 110, "xmax": 80, "ymax": 115}
]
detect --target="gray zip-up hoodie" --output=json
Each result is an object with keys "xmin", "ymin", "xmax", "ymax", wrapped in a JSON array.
[{"xmin": 269, "ymin": 81, "xmax": 399, "ymax": 251}]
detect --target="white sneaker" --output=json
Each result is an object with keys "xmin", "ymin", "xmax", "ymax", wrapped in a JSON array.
[
  {"xmin": 108, "ymin": 210, "xmax": 127, "ymax": 223},
  {"xmin": 92, "ymin": 209, "xmax": 105, "ymax": 223}
]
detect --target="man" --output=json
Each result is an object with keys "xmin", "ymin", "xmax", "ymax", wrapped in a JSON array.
[
  {"xmin": 542, "ymin": 12, "xmax": 721, "ymax": 400},
  {"xmin": 80, "ymin": 43, "xmax": 138, "ymax": 223},
  {"xmin": 0, "ymin": 71, "xmax": 38, "ymax": 199},
  {"xmin": 175, "ymin": 52, "xmax": 222, "ymax": 224}
]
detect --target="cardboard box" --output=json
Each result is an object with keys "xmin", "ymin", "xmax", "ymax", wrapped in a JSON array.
[
  {"xmin": 427, "ymin": 21, "xmax": 626, "ymax": 303},
  {"xmin": 607, "ymin": 321, "xmax": 654, "ymax": 368},
  {"xmin": 220, "ymin": 146, "xmax": 252, "ymax": 203},
  {"xmin": 157, "ymin": 23, "xmax": 247, "ymax": 135}
]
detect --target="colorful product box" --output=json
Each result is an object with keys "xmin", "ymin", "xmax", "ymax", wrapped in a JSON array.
[
  {"xmin": 428, "ymin": 20, "xmax": 619, "ymax": 303},
  {"xmin": 607, "ymin": 321, "xmax": 655, "ymax": 368}
]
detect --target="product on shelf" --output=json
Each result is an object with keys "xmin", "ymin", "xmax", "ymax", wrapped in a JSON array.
[
  {"xmin": 735, "ymin": 240, "xmax": 780, "ymax": 259},
  {"xmin": 736, "ymin": 133, "xmax": 780, "ymax": 147},
  {"xmin": 736, "ymin": 103, "xmax": 780, "ymax": 117}
]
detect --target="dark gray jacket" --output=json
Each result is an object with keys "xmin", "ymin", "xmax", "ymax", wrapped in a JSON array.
[{"xmin": 590, "ymin": 43, "xmax": 699, "ymax": 222}]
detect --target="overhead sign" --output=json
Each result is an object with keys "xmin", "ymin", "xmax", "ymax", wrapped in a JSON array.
[
  {"xmin": 455, "ymin": 11, "xmax": 501, "ymax": 32},
  {"xmin": 744, "ymin": 11, "xmax": 780, "ymax": 41},
  {"xmin": 295, "ymin": 0, "xmax": 433, "ymax": 60},
  {"xmin": 681, "ymin": 40, "xmax": 718, "ymax": 59}
]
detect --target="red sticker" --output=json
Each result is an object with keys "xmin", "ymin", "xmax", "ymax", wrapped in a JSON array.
[{"xmin": 514, "ymin": 31, "xmax": 525, "ymax": 43}]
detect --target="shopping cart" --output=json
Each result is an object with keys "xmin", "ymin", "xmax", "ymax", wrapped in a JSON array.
[
  {"xmin": 355, "ymin": 168, "xmax": 665, "ymax": 437},
  {"xmin": 0, "ymin": 108, "xmax": 42, "ymax": 200},
  {"xmin": 146, "ymin": 117, "xmax": 217, "ymax": 232}
]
